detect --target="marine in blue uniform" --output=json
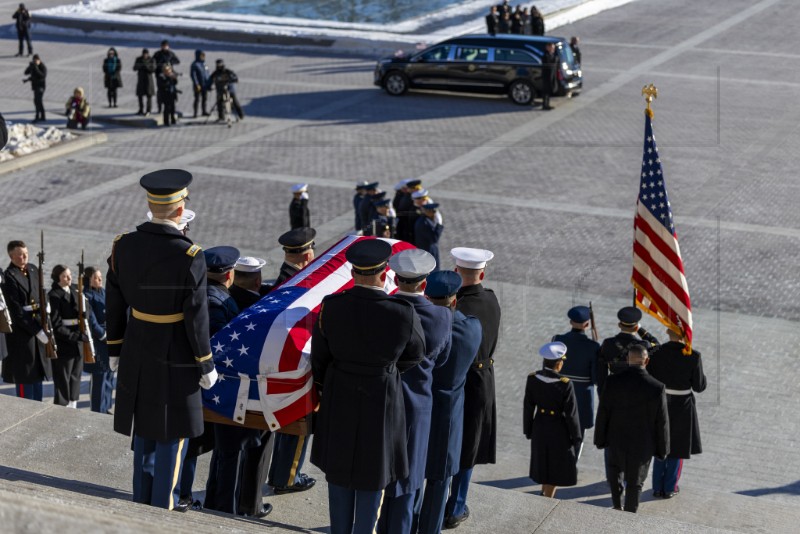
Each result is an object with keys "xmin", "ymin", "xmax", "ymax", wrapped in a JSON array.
[
  {"xmin": 311, "ymin": 239, "xmax": 426, "ymax": 534},
  {"xmin": 524, "ymin": 342, "xmax": 581, "ymax": 498},
  {"xmin": 267, "ymin": 228, "xmax": 318, "ymax": 495},
  {"xmin": 413, "ymin": 202, "xmax": 443, "ymax": 271},
  {"xmin": 418, "ymin": 271, "xmax": 482, "ymax": 534},
  {"xmin": 289, "ymin": 183, "xmax": 310, "ymax": 230},
  {"xmin": 647, "ymin": 329, "xmax": 706, "ymax": 499},
  {"xmin": 106, "ymin": 169, "xmax": 218, "ymax": 510},
  {"xmin": 552, "ymin": 305, "xmax": 599, "ymax": 459},
  {"xmin": 379, "ymin": 250, "xmax": 451, "ymax": 534},
  {"xmin": 597, "ymin": 306, "xmax": 660, "ymax": 396},
  {"xmin": 445, "ymin": 247, "xmax": 501, "ymax": 529}
]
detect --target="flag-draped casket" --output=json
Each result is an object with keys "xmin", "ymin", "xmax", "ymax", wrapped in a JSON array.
[{"xmin": 202, "ymin": 236, "xmax": 415, "ymax": 430}]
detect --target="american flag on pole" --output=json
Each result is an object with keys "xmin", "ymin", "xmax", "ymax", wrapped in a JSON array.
[
  {"xmin": 202, "ymin": 235, "xmax": 416, "ymax": 430},
  {"xmin": 631, "ymin": 110, "xmax": 693, "ymax": 352}
]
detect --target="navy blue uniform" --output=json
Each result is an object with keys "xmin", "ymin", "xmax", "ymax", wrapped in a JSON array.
[
  {"xmin": 552, "ymin": 329, "xmax": 599, "ymax": 434},
  {"xmin": 353, "ymin": 193, "xmax": 365, "ymax": 231},
  {"xmin": 413, "ymin": 217, "xmax": 443, "ymax": 270},
  {"xmin": 84, "ymin": 286, "xmax": 116, "ymax": 414},
  {"xmin": 419, "ymin": 310, "xmax": 481, "ymax": 534},
  {"xmin": 380, "ymin": 293, "xmax": 451, "ymax": 534}
]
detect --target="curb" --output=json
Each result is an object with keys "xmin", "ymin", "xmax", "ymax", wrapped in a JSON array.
[{"xmin": 0, "ymin": 132, "xmax": 108, "ymax": 176}]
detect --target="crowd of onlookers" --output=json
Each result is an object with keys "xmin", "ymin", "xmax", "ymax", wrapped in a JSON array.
[{"xmin": 486, "ymin": 1, "xmax": 546, "ymax": 36}]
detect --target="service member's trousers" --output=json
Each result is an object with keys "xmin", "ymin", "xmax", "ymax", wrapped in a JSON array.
[
  {"xmin": 89, "ymin": 370, "xmax": 115, "ymax": 414},
  {"xmin": 652, "ymin": 457, "xmax": 683, "ymax": 494},
  {"xmin": 238, "ymin": 431, "xmax": 273, "ymax": 515},
  {"xmin": 15, "ymin": 382, "xmax": 43, "ymax": 401},
  {"xmin": 418, "ymin": 477, "xmax": 452, "ymax": 534},
  {"xmin": 445, "ymin": 467, "xmax": 473, "ymax": 518},
  {"xmin": 132, "ymin": 435, "xmax": 187, "ymax": 510},
  {"xmin": 268, "ymin": 433, "xmax": 308, "ymax": 487},
  {"xmin": 328, "ymin": 483, "xmax": 383, "ymax": 534},
  {"xmin": 52, "ymin": 354, "xmax": 82, "ymax": 406},
  {"xmin": 605, "ymin": 449, "xmax": 650, "ymax": 512},
  {"xmin": 378, "ymin": 488, "xmax": 422, "ymax": 534}
]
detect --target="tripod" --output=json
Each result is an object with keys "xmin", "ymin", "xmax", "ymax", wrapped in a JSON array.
[{"xmin": 204, "ymin": 88, "xmax": 237, "ymax": 128}]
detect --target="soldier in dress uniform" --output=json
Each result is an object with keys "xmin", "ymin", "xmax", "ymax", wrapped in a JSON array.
[
  {"xmin": 353, "ymin": 181, "xmax": 369, "ymax": 232},
  {"xmin": 551, "ymin": 305, "xmax": 599, "ymax": 459},
  {"xmin": 396, "ymin": 179, "xmax": 421, "ymax": 243},
  {"xmin": 647, "ymin": 328, "xmax": 706, "ymax": 499},
  {"xmin": 266, "ymin": 226, "xmax": 318, "ymax": 495},
  {"xmin": 366, "ymin": 198, "xmax": 396, "ymax": 238},
  {"xmin": 106, "ymin": 169, "xmax": 218, "ymax": 510},
  {"xmin": 358, "ymin": 182, "xmax": 380, "ymax": 233},
  {"xmin": 379, "ymin": 250, "xmax": 451, "ymax": 534},
  {"xmin": 414, "ymin": 202, "xmax": 443, "ymax": 271},
  {"xmin": 311, "ymin": 239, "xmax": 426, "ymax": 534},
  {"xmin": 274, "ymin": 227, "xmax": 316, "ymax": 287},
  {"xmin": 229, "ymin": 256, "xmax": 266, "ymax": 311},
  {"xmin": 444, "ymin": 247, "xmax": 501, "ymax": 529},
  {"xmin": 289, "ymin": 184, "xmax": 310, "ymax": 230},
  {"xmin": 524, "ymin": 342, "xmax": 582, "ymax": 498},
  {"xmin": 597, "ymin": 306, "xmax": 659, "ymax": 396},
  {"xmin": 2, "ymin": 240, "xmax": 53, "ymax": 401},
  {"xmin": 418, "ymin": 271, "xmax": 482, "ymax": 534}
]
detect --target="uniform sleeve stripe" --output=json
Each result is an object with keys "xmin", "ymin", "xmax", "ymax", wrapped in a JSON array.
[
  {"xmin": 195, "ymin": 353, "xmax": 212, "ymax": 362},
  {"xmin": 107, "ymin": 339, "xmax": 124, "ymax": 345}
]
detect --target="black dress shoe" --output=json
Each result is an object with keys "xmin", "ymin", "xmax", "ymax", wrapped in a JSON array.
[
  {"xmin": 173, "ymin": 496, "xmax": 192, "ymax": 513},
  {"xmin": 443, "ymin": 505, "xmax": 470, "ymax": 529},
  {"xmin": 543, "ymin": 106, "xmax": 554, "ymax": 110},
  {"xmin": 653, "ymin": 491, "xmax": 664, "ymax": 498},
  {"xmin": 273, "ymin": 473, "xmax": 316, "ymax": 494},
  {"xmin": 664, "ymin": 486, "xmax": 680, "ymax": 499},
  {"xmin": 243, "ymin": 503, "xmax": 273, "ymax": 518}
]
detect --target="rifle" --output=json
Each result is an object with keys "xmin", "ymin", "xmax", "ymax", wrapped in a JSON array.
[
  {"xmin": 76, "ymin": 250, "xmax": 96, "ymax": 364},
  {"xmin": 589, "ymin": 301, "xmax": 599, "ymax": 342},
  {"xmin": 37, "ymin": 231, "xmax": 58, "ymax": 359}
]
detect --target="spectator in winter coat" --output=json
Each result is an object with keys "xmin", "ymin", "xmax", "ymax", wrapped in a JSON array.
[
  {"xmin": 24, "ymin": 54, "xmax": 46, "ymax": 122},
  {"xmin": 133, "ymin": 49, "xmax": 156, "ymax": 116},
  {"xmin": 103, "ymin": 47, "xmax": 123, "ymax": 108},
  {"xmin": 153, "ymin": 40, "xmax": 179, "ymax": 113},
  {"xmin": 157, "ymin": 63, "xmax": 179, "ymax": 126},
  {"xmin": 190, "ymin": 50, "xmax": 210, "ymax": 118},
  {"xmin": 13, "ymin": 3, "xmax": 32, "ymax": 57},
  {"xmin": 65, "ymin": 86, "xmax": 90, "ymax": 129}
]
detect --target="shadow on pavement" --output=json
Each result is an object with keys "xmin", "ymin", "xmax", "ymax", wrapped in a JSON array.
[
  {"xmin": 0, "ymin": 465, "xmax": 129, "ymax": 499},
  {"xmin": 736, "ymin": 481, "xmax": 800, "ymax": 497}
]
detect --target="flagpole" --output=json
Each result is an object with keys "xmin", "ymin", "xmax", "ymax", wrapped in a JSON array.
[{"xmin": 634, "ymin": 83, "xmax": 658, "ymax": 311}]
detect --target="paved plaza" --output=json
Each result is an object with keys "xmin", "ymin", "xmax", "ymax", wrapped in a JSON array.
[{"xmin": 1, "ymin": 0, "xmax": 799, "ymax": 531}]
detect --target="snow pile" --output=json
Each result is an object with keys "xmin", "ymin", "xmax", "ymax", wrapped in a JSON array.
[{"xmin": 0, "ymin": 122, "xmax": 76, "ymax": 162}]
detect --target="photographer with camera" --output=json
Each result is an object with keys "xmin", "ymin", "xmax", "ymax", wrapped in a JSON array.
[
  {"xmin": 23, "ymin": 54, "xmax": 46, "ymax": 122},
  {"xmin": 64, "ymin": 87, "xmax": 90, "ymax": 130},
  {"xmin": 157, "ymin": 63, "xmax": 180, "ymax": 126},
  {"xmin": 13, "ymin": 3, "xmax": 32, "ymax": 57},
  {"xmin": 207, "ymin": 59, "xmax": 244, "ymax": 122}
]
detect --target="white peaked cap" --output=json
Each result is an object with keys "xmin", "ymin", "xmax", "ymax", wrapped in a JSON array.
[
  {"xmin": 291, "ymin": 183, "xmax": 308, "ymax": 193},
  {"xmin": 450, "ymin": 247, "xmax": 494, "ymax": 269}
]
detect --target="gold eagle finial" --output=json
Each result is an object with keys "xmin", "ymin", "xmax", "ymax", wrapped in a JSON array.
[{"xmin": 642, "ymin": 84, "xmax": 658, "ymax": 118}]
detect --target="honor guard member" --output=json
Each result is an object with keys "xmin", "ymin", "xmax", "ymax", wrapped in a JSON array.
[
  {"xmin": 358, "ymin": 182, "xmax": 380, "ymax": 233},
  {"xmin": 2, "ymin": 240, "xmax": 53, "ymax": 401},
  {"xmin": 311, "ymin": 239, "xmax": 426, "ymax": 534},
  {"xmin": 524, "ymin": 342, "xmax": 582, "ymax": 498},
  {"xmin": 106, "ymin": 169, "xmax": 218, "ymax": 511},
  {"xmin": 366, "ymin": 198, "xmax": 396, "ymax": 237},
  {"xmin": 597, "ymin": 306, "xmax": 659, "ymax": 395},
  {"xmin": 418, "ymin": 271, "xmax": 482, "ymax": 534},
  {"xmin": 289, "ymin": 184, "xmax": 310, "ymax": 230},
  {"xmin": 444, "ymin": 247, "xmax": 501, "ymax": 529},
  {"xmin": 379, "ymin": 249, "xmax": 452, "ymax": 534},
  {"xmin": 148, "ymin": 208, "xmax": 195, "ymax": 236},
  {"xmin": 647, "ymin": 328, "xmax": 706, "ymax": 499},
  {"xmin": 594, "ymin": 344, "xmax": 669, "ymax": 512},
  {"xmin": 230, "ymin": 256, "xmax": 266, "ymax": 310},
  {"xmin": 552, "ymin": 306, "xmax": 599, "ymax": 459},
  {"xmin": 396, "ymin": 179, "xmax": 421, "ymax": 243},
  {"xmin": 353, "ymin": 181, "xmax": 369, "ymax": 232},
  {"xmin": 406, "ymin": 189, "xmax": 429, "ymax": 245},
  {"xmin": 392, "ymin": 179, "xmax": 410, "ymax": 211},
  {"xmin": 266, "ymin": 227, "xmax": 318, "ymax": 495},
  {"xmin": 274, "ymin": 227, "xmax": 316, "ymax": 287},
  {"xmin": 414, "ymin": 202, "xmax": 443, "ymax": 271}
]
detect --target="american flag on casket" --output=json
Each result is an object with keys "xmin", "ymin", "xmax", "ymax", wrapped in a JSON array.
[{"xmin": 202, "ymin": 235, "xmax": 416, "ymax": 430}]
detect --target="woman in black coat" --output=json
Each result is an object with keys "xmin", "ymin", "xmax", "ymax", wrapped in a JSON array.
[
  {"xmin": 133, "ymin": 48, "xmax": 156, "ymax": 116},
  {"xmin": 48, "ymin": 265, "xmax": 86, "ymax": 407},
  {"xmin": 102, "ymin": 47, "xmax": 123, "ymax": 108},
  {"xmin": 523, "ymin": 342, "xmax": 581, "ymax": 497}
]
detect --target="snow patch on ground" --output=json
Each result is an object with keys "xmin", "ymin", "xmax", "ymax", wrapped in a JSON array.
[{"xmin": 0, "ymin": 123, "xmax": 76, "ymax": 162}]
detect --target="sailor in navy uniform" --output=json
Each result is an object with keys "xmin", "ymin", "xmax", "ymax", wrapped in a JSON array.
[
  {"xmin": 524, "ymin": 342, "xmax": 582, "ymax": 498},
  {"xmin": 552, "ymin": 305, "xmax": 599, "ymax": 459},
  {"xmin": 418, "ymin": 271, "xmax": 482, "ymax": 534},
  {"xmin": 444, "ymin": 247, "xmax": 501, "ymax": 529},
  {"xmin": 273, "ymin": 227, "xmax": 316, "ymax": 288},
  {"xmin": 311, "ymin": 239, "xmax": 425, "ymax": 534},
  {"xmin": 106, "ymin": 169, "xmax": 218, "ymax": 510},
  {"xmin": 597, "ymin": 306, "xmax": 659, "ymax": 396},
  {"xmin": 647, "ymin": 328, "xmax": 706, "ymax": 499},
  {"xmin": 266, "ymin": 227, "xmax": 318, "ymax": 494},
  {"xmin": 379, "ymin": 249, "xmax": 451, "ymax": 534},
  {"xmin": 229, "ymin": 256, "xmax": 266, "ymax": 311},
  {"xmin": 289, "ymin": 183, "xmax": 310, "ymax": 230}
]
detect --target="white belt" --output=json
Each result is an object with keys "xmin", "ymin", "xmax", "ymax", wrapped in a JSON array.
[
  {"xmin": 62, "ymin": 319, "xmax": 80, "ymax": 326},
  {"xmin": 665, "ymin": 388, "xmax": 691, "ymax": 395},
  {"xmin": 22, "ymin": 304, "xmax": 36, "ymax": 312}
]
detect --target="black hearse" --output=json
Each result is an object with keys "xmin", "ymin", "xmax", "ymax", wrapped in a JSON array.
[{"xmin": 374, "ymin": 34, "xmax": 582, "ymax": 105}]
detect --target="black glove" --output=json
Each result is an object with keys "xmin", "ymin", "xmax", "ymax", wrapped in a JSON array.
[
  {"xmin": 637, "ymin": 326, "xmax": 648, "ymax": 337},
  {"xmin": 68, "ymin": 330, "xmax": 81, "ymax": 342}
]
